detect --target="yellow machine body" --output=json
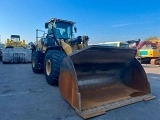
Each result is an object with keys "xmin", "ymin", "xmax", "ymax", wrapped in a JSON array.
[
  {"xmin": 138, "ymin": 48, "xmax": 160, "ymax": 58},
  {"xmin": 137, "ymin": 41, "xmax": 160, "ymax": 65},
  {"xmin": 5, "ymin": 39, "xmax": 26, "ymax": 48},
  {"xmin": 32, "ymin": 18, "xmax": 155, "ymax": 119}
]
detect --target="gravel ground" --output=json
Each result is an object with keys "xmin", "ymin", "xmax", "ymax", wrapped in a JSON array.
[{"xmin": 0, "ymin": 62, "xmax": 160, "ymax": 120}]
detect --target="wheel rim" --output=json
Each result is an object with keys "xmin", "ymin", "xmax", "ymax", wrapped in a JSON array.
[
  {"xmin": 46, "ymin": 59, "xmax": 51, "ymax": 76},
  {"xmin": 32, "ymin": 58, "xmax": 35, "ymax": 67}
]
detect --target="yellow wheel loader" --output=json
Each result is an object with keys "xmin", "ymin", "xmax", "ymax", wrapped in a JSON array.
[{"xmin": 30, "ymin": 18, "xmax": 155, "ymax": 119}]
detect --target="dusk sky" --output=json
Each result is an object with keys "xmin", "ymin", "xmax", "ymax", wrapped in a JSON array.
[{"xmin": 0, "ymin": 0, "xmax": 160, "ymax": 44}]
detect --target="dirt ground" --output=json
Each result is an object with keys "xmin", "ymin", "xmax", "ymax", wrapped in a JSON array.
[{"xmin": 0, "ymin": 62, "xmax": 160, "ymax": 120}]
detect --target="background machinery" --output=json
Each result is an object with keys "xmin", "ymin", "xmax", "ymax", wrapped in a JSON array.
[
  {"xmin": 2, "ymin": 35, "xmax": 32, "ymax": 63},
  {"xmin": 30, "ymin": 18, "xmax": 155, "ymax": 119},
  {"xmin": 126, "ymin": 39, "xmax": 141, "ymax": 48},
  {"xmin": 98, "ymin": 41, "xmax": 129, "ymax": 47},
  {"xmin": 136, "ymin": 40, "xmax": 160, "ymax": 65}
]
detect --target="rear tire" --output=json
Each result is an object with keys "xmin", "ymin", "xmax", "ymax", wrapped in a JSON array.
[
  {"xmin": 32, "ymin": 51, "xmax": 44, "ymax": 73},
  {"xmin": 44, "ymin": 50, "xmax": 66, "ymax": 85}
]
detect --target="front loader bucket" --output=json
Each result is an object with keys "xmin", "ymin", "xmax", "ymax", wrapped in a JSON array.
[{"xmin": 59, "ymin": 46, "xmax": 155, "ymax": 119}]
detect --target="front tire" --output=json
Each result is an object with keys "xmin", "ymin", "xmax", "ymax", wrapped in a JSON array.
[{"xmin": 44, "ymin": 50, "xmax": 66, "ymax": 85}]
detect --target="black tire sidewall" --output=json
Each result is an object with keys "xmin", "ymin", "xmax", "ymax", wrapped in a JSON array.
[{"xmin": 44, "ymin": 50, "xmax": 65, "ymax": 85}]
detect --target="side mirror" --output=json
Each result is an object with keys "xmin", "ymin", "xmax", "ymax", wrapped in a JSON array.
[{"xmin": 74, "ymin": 27, "xmax": 77, "ymax": 33}]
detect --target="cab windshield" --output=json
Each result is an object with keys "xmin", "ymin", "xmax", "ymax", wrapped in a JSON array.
[{"xmin": 54, "ymin": 22, "xmax": 73, "ymax": 39}]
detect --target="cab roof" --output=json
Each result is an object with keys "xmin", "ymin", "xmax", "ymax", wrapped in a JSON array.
[
  {"xmin": 45, "ymin": 18, "xmax": 75, "ymax": 28},
  {"xmin": 11, "ymin": 35, "xmax": 20, "ymax": 38}
]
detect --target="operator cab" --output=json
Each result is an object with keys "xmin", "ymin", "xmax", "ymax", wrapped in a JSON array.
[
  {"xmin": 11, "ymin": 35, "xmax": 20, "ymax": 41},
  {"xmin": 45, "ymin": 18, "xmax": 75, "ymax": 41},
  {"xmin": 44, "ymin": 18, "xmax": 87, "ymax": 47}
]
